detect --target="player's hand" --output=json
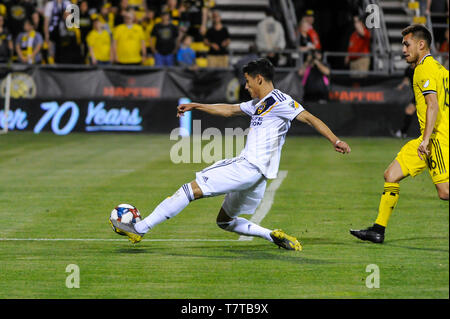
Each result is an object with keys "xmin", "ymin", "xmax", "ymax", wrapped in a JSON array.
[
  {"xmin": 177, "ymin": 103, "xmax": 197, "ymax": 117},
  {"xmin": 417, "ymin": 139, "xmax": 430, "ymax": 160},
  {"xmin": 334, "ymin": 140, "xmax": 351, "ymax": 154}
]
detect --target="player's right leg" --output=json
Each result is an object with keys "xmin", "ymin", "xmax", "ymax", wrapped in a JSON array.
[
  {"xmin": 350, "ymin": 159, "xmax": 407, "ymax": 243},
  {"xmin": 126, "ymin": 156, "xmax": 262, "ymax": 243},
  {"xmin": 350, "ymin": 137, "xmax": 429, "ymax": 243},
  {"xmin": 111, "ymin": 181, "xmax": 199, "ymax": 243},
  {"xmin": 132, "ymin": 182, "xmax": 199, "ymax": 235}
]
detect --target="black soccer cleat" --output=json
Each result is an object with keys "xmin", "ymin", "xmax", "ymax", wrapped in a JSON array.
[{"xmin": 350, "ymin": 226, "xmax": 384, "ymax": 244}]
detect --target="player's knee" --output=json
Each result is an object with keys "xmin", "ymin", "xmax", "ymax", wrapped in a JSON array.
[
  {"xmin": 384, "ymin": 170, "xmax": 396, "ymax": 183},
  {"xmin": 437, "ymin": 188, "xmax": 449, "ymax": 201},
  {"xmin": 383, "ymin": 166, "xmax": 403, "ymax": 183},
  {"xmin": 190, "ymin": 181, "xmax": 203, "ymax": 200},
  {"xmin": 216, "ymin": 209, "xmax": 235, "ymax": 230}
]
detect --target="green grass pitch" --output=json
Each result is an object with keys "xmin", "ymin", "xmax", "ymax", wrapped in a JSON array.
[{"xmin": 0, "ymin": 132, "xmax": 448, "ymax": 299}]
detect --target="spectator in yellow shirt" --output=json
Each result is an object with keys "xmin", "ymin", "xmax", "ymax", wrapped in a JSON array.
[
  {"xmin": 112, "ymin": 11, "xmax": 146, "ymax": 65},
  {"xmin": 86, "ymin": 18, "xmax": 112, "ymax": 65},
  {"xmin": 142, "ymin": 8, "xmax": 156, "ymax": 50},
  {"xmin": 98, "ymin": 3, "xmax": 115, "ymax": 33}
]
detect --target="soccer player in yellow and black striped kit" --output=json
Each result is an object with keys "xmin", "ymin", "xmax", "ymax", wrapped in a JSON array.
[{"xmin": 351, "ymin": 24, "xmax": 449, "ymax": 243}]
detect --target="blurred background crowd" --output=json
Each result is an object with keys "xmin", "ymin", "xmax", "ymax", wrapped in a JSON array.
[{"xmin": 0, "ymin": 0, "xmax": 447, "ymax": 71}]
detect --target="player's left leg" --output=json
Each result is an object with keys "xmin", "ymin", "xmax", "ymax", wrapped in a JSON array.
[
  {"xmin": 216, "ymin": 208, "xmax": 301, "ymax": 251},
  {"xmin": 350, "ymin": 138, "xmax": 425, "ymax": 243},
  {"xmin": 216, "ymin": 179, "xmax": 302, "ymax": 251},
  {"xmin": 215, "ymin": 176, "xmax": 273, "ymax": 241},
  {"xmin": 216, "ymin": 206, "xmax": 273, "ymax": 241}
]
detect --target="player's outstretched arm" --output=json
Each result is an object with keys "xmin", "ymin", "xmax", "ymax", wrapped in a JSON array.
[
  {"xmin": 296, "ymin": 110, "xmax": 351, "ymax": 154},
  {"xmin": 177, "ymin": 102, "xmax": 244, "ymax": 118}
]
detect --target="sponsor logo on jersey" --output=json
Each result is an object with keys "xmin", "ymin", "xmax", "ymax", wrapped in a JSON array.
[
  {"xmin": 254, "ymin": 96, "xmax": 275, "ymax": 115},
  {"xmin": 290, "ymin": 100, "xmax": 300, "ymax": 109},
  {"xmin": 250, "ymin": 116, "xmax": 263, "ymax": 126}
]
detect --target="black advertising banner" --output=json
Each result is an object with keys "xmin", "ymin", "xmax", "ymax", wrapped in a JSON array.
[
  {"xmin": 0, "ymin": 98, "xmax": 420, "ymax": 137},
  {"xmin": 328, "ymin": 75, "xmax": 414, "ymax": 104},
  {"xmin": 0, "ymin": 98, "xmax": 180, "ymax": 135},
  {"xmin": 0, "ymin": 67, "xmax": 303, "ymax": 103},
  {"xmin": 0, "ymin": 66, "xmax": 408, "ymax": 105}
]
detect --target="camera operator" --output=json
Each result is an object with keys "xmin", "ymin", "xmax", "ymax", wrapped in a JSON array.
[{"xmin": 297, "ymin": 49, "xmax": 330, "ymax": 103}]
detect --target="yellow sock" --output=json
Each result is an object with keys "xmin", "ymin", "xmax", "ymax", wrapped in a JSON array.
[{"xmin": 374, "ymin": 182, "xmax": 400, "ymax": 227}]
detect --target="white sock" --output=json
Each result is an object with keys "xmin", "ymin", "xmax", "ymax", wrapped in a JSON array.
[
  {"xmin": 135, "ymin": 184, "xmax": 194, "ymax": 234},
  {"xmin": 219, "ymin": 217, "xmax": 274, "ymax": 242}
]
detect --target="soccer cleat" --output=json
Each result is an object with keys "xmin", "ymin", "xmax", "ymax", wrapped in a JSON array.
[
  {"xmin": 350, "ymin": 227, "xmax": 384, "ymax": 244},
  {"xmin": 270, "ymin": 229, "xmax": 302, "ymax": 251},
  {"xmin": 109, "ymin": 218, "xmax": 145, "ymax": 244}
]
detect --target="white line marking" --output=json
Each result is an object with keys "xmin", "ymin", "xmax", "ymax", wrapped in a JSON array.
[
  {"xmin": 239, "ymin": 170, "xmax": 288, "ymax": 241},
  {"xmin": 0, "ymin": 238, "xmax": 239, "ymax": 242}
]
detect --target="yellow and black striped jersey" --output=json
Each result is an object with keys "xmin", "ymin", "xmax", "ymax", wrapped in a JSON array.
[{"xmin": 413, "ymin": 54, "xmax": 449, "ymax": 141}]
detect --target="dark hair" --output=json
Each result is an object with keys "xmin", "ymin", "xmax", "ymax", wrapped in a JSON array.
[
  {"xmin": 353, "ymin": 15, "xmax": 364, "ymax": 23},
  {"xmin": 402, "ymin": 24, "xmax": 432, "ymax": 48},
  {"xmin": 181, "ymin": 33, "xmax": 192, "ymax": 43},
  {"xmin": 242, "ymin": 58, "xmax": 274, "ymax": 82},
  {"xmin": 23, "ymin": 18, "xmax": 33, "ymax": 27},
  {"xmin": 264, "ymin": 7, "xmax": 273, "ymax": 17}
]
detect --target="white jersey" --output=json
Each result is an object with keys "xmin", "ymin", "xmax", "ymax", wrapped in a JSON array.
[{"xmin": 239, "ymin": 89, "xmax": 305, "ymax": 179}]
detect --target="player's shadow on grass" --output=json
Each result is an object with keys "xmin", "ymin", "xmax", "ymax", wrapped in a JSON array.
[
  {"xmin": 161, "ymin": 244, "xmax": 333, "ymax": 265},
  {"xmin": 301, "ymin": 237, "xmax": 350, "ymax": 246},
  {"xmin": 116, "ymin": 248, "xmax": 153, "ymax": 254},
  {"xmin": 384, "ymin": 236, "xmax": 449, "ymax": 253}
]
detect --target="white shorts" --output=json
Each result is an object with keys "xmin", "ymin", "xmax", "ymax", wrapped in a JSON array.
[{"xmin": 195, "ymin": 157, "xmax": 267, "ymax": 217}]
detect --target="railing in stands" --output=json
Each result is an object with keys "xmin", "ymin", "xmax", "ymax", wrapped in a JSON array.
[
  {"xmin": 278, "ymin": 0, "xmax": 298, "ymax": 48},
  {"xmin": 1, "ymin": 52, "xmax": 447, "ymax": 75},
  {"xmin": 362, "ymin": 0, "xmax": 391, "ymax": 73}
]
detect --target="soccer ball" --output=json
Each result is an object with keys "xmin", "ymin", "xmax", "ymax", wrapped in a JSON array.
[{"xmin": 110, "ymin": 204, "xmax": 142, "ymax": 224}]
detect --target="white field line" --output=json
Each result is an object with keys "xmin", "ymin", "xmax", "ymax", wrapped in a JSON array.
[
  {"xmin": 239, "ymin": 170, "xmax": 288, "ymax": 241},
  {"xmin": 0, "ymin": 238, "xmax": 240, "ymax": 242}
]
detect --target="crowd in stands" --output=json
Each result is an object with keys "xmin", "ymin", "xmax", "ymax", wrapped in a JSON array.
[
  {"xmin": 0, "ymin": 0, "xmax": 219, "ymax": 67},
  {"xmin": 4, "ymin": 0, "xmax": 445, "ymax": 103},
  {"xmin": 0, "ymin": 0, "xmax": 374, "ymax": 72},
  {"xmin": 0, "ymin": 1, "xmax": 373, "ymax": 103}
]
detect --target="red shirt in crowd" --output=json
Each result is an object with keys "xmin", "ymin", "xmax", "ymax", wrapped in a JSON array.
[
  {"xmin": 347, "ymin": 27, "xmax": 371, "ymax": 60},
  {"xmin": 307, "ymin": 28, "xmax": 321, "ymax": 50},
  {"xmin": 439, "ymin": 40, "xmax": 448, "ymax": 53}
]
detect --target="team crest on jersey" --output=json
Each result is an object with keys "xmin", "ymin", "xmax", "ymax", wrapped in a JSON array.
[{"xmin": 254, "ymin": 96, "xmax": 275, "ymax": 115}]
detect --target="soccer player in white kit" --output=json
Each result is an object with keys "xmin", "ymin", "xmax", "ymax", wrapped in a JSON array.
[{"xmin": 110, "ymin": 58, "xmax": 351, "ymax": 250}]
